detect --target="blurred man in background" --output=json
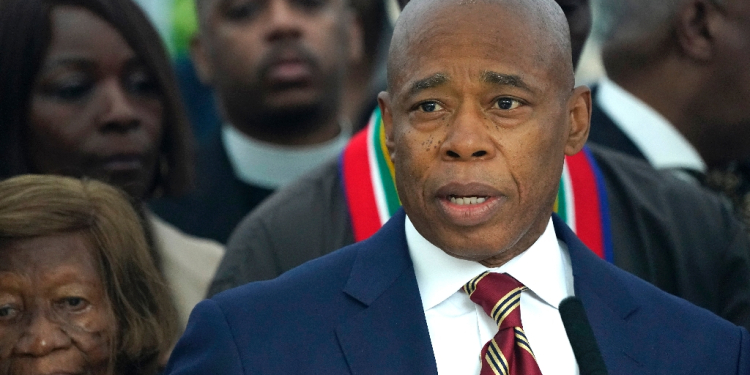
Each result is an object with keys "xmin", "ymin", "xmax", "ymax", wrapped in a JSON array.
[
  {"xmin": 151, "ymin": 0, "xmax": 363, "ymax": 243},
  {"xmin": 590, "ymin": 0, "xmax": 750, "ymax": 228}
]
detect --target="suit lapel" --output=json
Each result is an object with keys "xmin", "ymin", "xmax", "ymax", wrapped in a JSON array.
[
  {"xmin": 336, "ymin": 210, "xmax": 438, "ymax": 375},
  {"xmin": 554, "ymin": 215, "xmax": 657, "ymax": 374},
  {"xmin": 588, "ymin": 87, "xmax": 648, "ymax": 161}
]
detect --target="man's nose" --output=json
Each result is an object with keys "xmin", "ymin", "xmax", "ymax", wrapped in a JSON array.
[
  {"xmin": 265, "ymin": 0, "xmax": 303, "ymax": 42},
  {"xmin": 96, "ymin": 79, "xmax": 140, "ymax": 133},
  {"xmin": 13, "ymin": 312, "xmax": 72, "ymax": 357},
  {"xmin": 439, "ymin": 105, "xmax": 496, "ymax": 161}
]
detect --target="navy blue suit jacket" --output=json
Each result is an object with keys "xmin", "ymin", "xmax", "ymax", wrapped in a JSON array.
[{"xmin": 165, "ymin": 210, "xmax": 750, "ymax": 374}]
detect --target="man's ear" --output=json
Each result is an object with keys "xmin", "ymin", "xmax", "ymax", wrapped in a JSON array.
[
  {"xmin": 564, "ymin": 86, "xmax": 591, "ymax": 156},
  {"xmin": 378, "ymin": 91, "xmax": 396, "ymax": 162},
  {"xmin": 190, "ymin": 34, "xmax": 214, "ymax": 85},
  {"xmin": 676, "ymin": 0, "xmax": 721, "ymax": 61}
]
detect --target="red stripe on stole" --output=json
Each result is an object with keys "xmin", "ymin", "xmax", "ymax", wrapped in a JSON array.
[
  {"xmin": 342, "ymin": 129, "xmax": 381, "ymax": 242},
  {"xmin": 565, "ymin": 152, "xmax": 605, "ymax": 258}
]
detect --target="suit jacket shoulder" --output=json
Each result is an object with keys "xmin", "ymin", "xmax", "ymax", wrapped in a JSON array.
[
  {"xmin": 557, "ymin": 216, "xmax": 750, "ymax": 374},
  {"xmin": 209, "ymin": 157, "xmax": 354, "ymax": 295},
  {"xmin": 148, "ymin": 213, "xmax": 224, "ymax": 328},
  {"xmin": 166, "ymin": 210, "xmax": 437, "ymax": 375},
  {"xmin": 588, "ymin": 144, "xmax": 750, "ymax": 329}
]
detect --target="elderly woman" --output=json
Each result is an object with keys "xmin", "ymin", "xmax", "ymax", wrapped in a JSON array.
[
  {"xmin": 0, "ymin": 174, "xmax": 178, "ymax": 375},
  {"xmin": 0, "ymin": 0, "xmax": 223, "ymax": 326}
]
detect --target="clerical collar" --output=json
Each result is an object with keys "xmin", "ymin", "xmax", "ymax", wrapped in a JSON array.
[
  {"xmin": 596, "ymin": 77, "xmax": 706, "ymax": 173},
  {"xmin": 406, "ymin": 216, "xmax": 574, "ymax": 312},
  {"xmin": 222, "ymin": 122, "xmax": 351, "ymax": 189}
]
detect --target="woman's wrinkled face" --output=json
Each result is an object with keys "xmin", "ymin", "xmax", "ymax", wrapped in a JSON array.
[
  {"xmin": 0, "ymin": 232, "xmax": 117, "ymax": 375},
  {"xmin": 26, "ymin": 6, "xmax": 164, "ymax": 200}
]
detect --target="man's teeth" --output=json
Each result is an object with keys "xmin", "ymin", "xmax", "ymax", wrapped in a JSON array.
[{"xmin": 449, "ymin": 196, "xmax": 487, "ymax": 205}]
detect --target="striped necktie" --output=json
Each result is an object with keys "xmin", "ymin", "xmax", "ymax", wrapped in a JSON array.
[{"xmin": 464, "ymin": 272, "xmax": 543, "ymax": 375}]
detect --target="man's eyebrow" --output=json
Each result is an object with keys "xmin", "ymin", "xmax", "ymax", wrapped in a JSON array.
[
  {"xmin": 481, "ymin": 71, "xmax": 534, "ymax": 93},
  {"xmin": 407, "ymin": 73, "xmax": 450, "ymax": 97}
]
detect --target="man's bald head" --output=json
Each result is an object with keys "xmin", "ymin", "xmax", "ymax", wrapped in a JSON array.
[{"xmin": 387, "ymin": 0, "xmax": 574, "ymax": 95}]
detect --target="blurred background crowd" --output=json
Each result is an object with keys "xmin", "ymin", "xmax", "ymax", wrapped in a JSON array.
[{"xmin": 0, "ymin": 0, "xmax": 748, "ymax": 373}]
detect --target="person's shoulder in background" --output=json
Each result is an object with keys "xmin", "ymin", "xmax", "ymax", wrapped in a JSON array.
[
  {"xmin": 148, "ymin": 212, "xmax": 224, "ymax": 328},
  {"xmin": 208, "ymin": 157, "xmax": 354, "ymax": 296},
  {"xmin": 588, "ymin": 143, "xmax": 750, "ymax": 330}
]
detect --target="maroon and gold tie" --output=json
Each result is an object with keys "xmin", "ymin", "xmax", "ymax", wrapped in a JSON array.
[{"xmin": 464, "ymin": 271, "xmax": 543, "ymax": 375}]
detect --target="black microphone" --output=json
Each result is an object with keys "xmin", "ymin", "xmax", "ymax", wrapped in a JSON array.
[{"xmin": 559, "ymin": 296, "xmax": 609, "ymax": 375}]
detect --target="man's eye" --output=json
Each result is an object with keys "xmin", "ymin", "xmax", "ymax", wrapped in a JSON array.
[
  {"xmin": 293, "ymin": 0, "xmax": 325, "ymax": 10},
  {"xmin": 418, "ymin": 101, "xmax": 443, "ymax": 113},
  {"xmin": 494, "ymin": 98, "xmax": 521, "ymax": 110},
  {"xmin": 226, "ymin": 3, "xmax": 260, "ymax": 20}
]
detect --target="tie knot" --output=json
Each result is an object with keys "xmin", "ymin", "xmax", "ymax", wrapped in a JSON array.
[{"xmin": 464, "ymin": 272, "xmax": 527, "ymax": 330}]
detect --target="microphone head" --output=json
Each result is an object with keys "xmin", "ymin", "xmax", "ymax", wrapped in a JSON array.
[{"xmin": 559, "ymin": 296, "xmax": 609, "ymax": 375}]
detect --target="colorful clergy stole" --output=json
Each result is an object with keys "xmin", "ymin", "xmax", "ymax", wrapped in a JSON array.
[
  {"xmin": 340, "ymin": 109, "xmax": 614, "ymax": 263},
  {"xmin": 464, "ymin": 271, "xmax": 543, "ymax": 375}
]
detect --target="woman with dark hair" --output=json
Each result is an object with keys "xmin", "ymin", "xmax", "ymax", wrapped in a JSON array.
[
  {"xmin": 0, "ymin": 174, "xmax": 179, "ymax": 375},
  {"xmin": 0, "ymin": 0, "xmax": 223, "ymax": 327}
]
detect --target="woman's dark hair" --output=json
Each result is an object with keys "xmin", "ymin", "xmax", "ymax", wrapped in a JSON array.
[{"xmin": 0, "ymin": 0, "xmax": 194, "ymax": 197}]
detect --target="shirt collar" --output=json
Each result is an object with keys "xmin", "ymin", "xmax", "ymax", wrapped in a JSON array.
[
  {"xmin": 596, "ymin": 77, "xmax": 706, "ymax": 172},
  {"xmin": 406, "ymin": 216, "xmax": 573, "ymax": 312},
  {"xmin": 222, "ymin": 123, "xmax": 350, "ymax": 189}
]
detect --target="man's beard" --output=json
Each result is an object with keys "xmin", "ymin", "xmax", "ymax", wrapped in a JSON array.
[{"xmin": 255, "ymin": 102, "xmax": 330, "ymax": 138}]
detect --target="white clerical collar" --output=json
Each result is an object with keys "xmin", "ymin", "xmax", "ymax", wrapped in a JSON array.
[
  {"xmin": 222, "ymin": 123, "xmax": 351, "ymax": 189},
  {"xmin": 406, "ymin": 216, "xmax": 574, "ymax": 312},
  {"xmin": 596, "ymin": 77, "xmax": 706, "ymax": 173}
]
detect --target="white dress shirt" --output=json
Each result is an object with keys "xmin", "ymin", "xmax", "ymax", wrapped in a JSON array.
[
  {"xmin": 596, "ymin": 77, "xmax": 706, "ymax": 173},
  {"xmin": 222, "ymin": 123, "xmax": 350, "ymax": 189},
  {"xmin": 406, "ymin": 216, "xmax": 579, "ymax": 375}
]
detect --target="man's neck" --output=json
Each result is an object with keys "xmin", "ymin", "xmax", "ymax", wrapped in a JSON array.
[
  {"xmin": 597, "ymin": 77, "xmax": 706, "ymax": 172},
  {"xmin": 221, "ymin": 123, "xmax": 350, "ymax": 189},
  {"xmin": 608, "ymin": 59, "xmax": 713, "ymax": 164}
]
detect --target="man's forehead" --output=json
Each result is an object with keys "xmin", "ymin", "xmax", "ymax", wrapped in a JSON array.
[
  {"xmin": 395, "ymin": 67, "xmax": 544, "ymax": 101},
  {"xmin": 388, "ymin": 0, "xmax": 572, "ymax": 94}
]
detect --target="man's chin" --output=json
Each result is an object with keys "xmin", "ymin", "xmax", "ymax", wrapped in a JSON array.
[
  {"xmin": 420, "ymin": 219, "xmax": 533, "ymax": 265},
  {"xmin": 264, "ymin": 101, "xmax": 326, "ymax": 121},
  {"xmin": 439, "ymin": 244, "xmax": 514, "ymax": 264},
  {"xmin": 264, "ymin": 87, "xmax": 321, "ymax": 111},
  {"xmin": 427, "ymin": 229, "xmax": 509, "ymax": 259}
]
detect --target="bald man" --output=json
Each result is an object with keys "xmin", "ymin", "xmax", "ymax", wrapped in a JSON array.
[
  {"xmin": 213, "ymin": 0, "xmax": 750, "ymax": 332},
  {"xmin": 589, "ymin": 0, "xmax": 750, "ymax": 228},
  {"xmin": 165, "ymin": 0, "xmax": 749, "ymax": 373}
]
